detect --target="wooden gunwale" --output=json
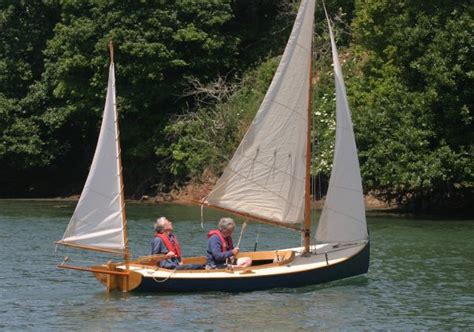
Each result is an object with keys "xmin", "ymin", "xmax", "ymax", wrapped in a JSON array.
[
  {"xmin": 140, "ymin": 243, "xmax": 368, "ymax": 277},
  {"xmin": 125, "ymin": 250, "xmax": 295, "ymax": 274}
]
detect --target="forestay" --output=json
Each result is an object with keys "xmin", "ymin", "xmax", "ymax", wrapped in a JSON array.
[
  {"xmin": 204, "ymin": 0, "xmax": 315, "ymax": 226},
  {"xmin": 316, "ymin": 9, "xmax": 368, "ymax": 243},
  {"xmin": 58, "ymin": 63, "xmax": 126, "ymax": 253}
]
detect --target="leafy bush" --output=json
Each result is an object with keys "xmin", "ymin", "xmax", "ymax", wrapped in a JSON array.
[{"xmin": 159, "ymin": 57, "xmax": 279, "ymax": 182}]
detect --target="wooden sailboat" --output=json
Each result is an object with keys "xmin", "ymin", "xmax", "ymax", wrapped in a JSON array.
[
  {"xmin": 56, "ymin": 41, "xmax": 141, "ymax": 292},
  {"xmin": 57, "ymin": 0, "xmax": 369, "ymax": 293}
]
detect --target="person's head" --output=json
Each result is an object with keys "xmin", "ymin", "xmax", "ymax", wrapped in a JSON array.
[
  {"xmin": 154, "ymin": 217, "xmax": 173, "ymax": 233},
  {"xmin": 218, "ymin": 217, "xmax": 235, "ymax": 237}
]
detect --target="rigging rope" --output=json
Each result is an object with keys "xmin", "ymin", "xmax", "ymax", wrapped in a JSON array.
[
  {"xmin": 253, "ymin": 224, "xmax": 260, "ymax": 251},
  {"xmin": 58, "ymin": 256, "xmax": 107, "ymax": 265},
  {"xmin": 152, "ymin": 266, "xmax": 178, "ymax": 283},
  {"xmin": 200, "ymin": 203, "xmax": 204, "ymax": 229}
]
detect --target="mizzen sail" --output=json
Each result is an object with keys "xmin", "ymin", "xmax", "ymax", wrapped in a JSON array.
[
  {"xmin": 204, "ymin": 0, "xmax": 315, "ymax": 225},
  {"xmin": 316, "ymin": 9, "xmax": 368, "ymax": 243},
  {"xmin": 58, "ymin": 62, "xmax": 126, "ymax": 253}
]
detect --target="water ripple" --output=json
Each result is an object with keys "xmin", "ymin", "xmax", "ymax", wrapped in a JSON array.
[{"xmin": 0, "ymin": 202, "xmax": 473, "ymax": 330}]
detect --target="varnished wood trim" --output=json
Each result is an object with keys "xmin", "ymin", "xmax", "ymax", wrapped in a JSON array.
[
  {"xmin": 108, "ymin": 40, "xmax": 130, "ymax": 264},
  {"xmin": 304, "ymin": 12, "xmax": 315, "ymax": 254},
  {"xmin": 128, "ymin": 250, "xmax": 296, "ymax": 273},
  {"xmin": 55, "ymin": 241, "xmax": 125, "ymax": 255},
  {"xmin": 57, "ymin": 264, "xmax": 130, "ymax": 276},
  {"xmin": 109, "ymin": 40, "xmax": 114, "ymax": 64}
]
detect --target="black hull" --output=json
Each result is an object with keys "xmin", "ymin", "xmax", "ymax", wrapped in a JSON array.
[{"xmin": 134, "ymin": 242, "xmax": 370, "ymax": 293}]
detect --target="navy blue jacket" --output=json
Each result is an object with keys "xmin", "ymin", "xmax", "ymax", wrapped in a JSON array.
[
  {"xmin": 206, "ymin": 234, "xmax": 234, "ymax": 267},
  {"xmin": 151, "ymin": 234, "xmax": 180, "ymax": 269}
]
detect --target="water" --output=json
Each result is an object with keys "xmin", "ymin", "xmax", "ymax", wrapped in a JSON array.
[{"xmin": 0, "ymin": 201, "xmax": 473, "ymax": 330}]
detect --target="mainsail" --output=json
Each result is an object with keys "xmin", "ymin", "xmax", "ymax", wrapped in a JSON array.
[
  {"xmin": 58, "ymin": 62, "xmax": 126, "ymax": 253},
  {"xmin": 315, "ymin": 9, "xmax": 368, "ymax": 243},
  {"xmin": 204, "ymin": 0, "xmax": 315, "ymax": 226}
]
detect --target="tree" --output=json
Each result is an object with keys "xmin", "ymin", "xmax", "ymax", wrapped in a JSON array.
[
  {"xmin": 0, "ymin": 1, "xmax": 60, "ymax": 169},
  {"xmin": 349, "ymin": 0, "xmax": 473, "ymax": 211},
  {"xmin": 0, "ymin": 0, "xmax": 291, "ymax": 196}
]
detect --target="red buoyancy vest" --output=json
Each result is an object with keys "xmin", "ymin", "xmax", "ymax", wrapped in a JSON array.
[
  {"xmin": 154, "ymin": 232, "xmax": 182, "ymax": 259},
  {"xmin": 207, "ymin": 230, "xmax": 234, "ymax": 252}
]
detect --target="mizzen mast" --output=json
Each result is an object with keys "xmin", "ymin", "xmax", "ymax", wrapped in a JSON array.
[
  {"xmin": 303, "ymin": 27, "xmax": 315, "ymax": 254},
  {"xmin": 57, "ymin": 41, "xmax": 128, "ymax": 258},
  {"xmin": 109, "ymin": 40, "xmax": 130, "ymax": 264}
]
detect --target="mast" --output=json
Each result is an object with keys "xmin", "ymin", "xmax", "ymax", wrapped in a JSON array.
[
  {"xmin": 109, "ymin": 40, "xmax": 130, "ymax": 264},
  {"xmin": 303, "ymin": 7, "xmax": 315, "ymax": 254},
  {"xmin": 57, "ymin": 40, "xmax": 128, "ymax": 256}
]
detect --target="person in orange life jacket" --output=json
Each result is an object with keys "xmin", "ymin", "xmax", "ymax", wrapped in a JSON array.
[
  {"xmin": 206, "ymin": 217, "xmax": 252, "ymax": 269},
  {"xmin": 151, "ymin": 217, "xmax": 203, "ymax": 270}
]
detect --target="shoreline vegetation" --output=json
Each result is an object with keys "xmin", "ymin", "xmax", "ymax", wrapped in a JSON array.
[
  {"xmin": 1, "ymin": 2, "xmax": 472, "ymax": 215},
  {"xmin": 0, "ymin": 182, "xmax": 403, "ymax": 213},
  {"xmin": 1, "ymin": 190, "xmax": 471, "ymax": 218},
  {"xmin": 0, "ymin": 179, "xmax": 390, "ymax": 208}
]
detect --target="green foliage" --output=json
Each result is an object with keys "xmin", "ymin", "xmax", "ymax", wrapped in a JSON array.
[
  {"xmin": 349, "ymin": 0, "xmax": 473, "ymax": 210},
  {"xmin": 161, "ymin": 57, "xmax": 279, "ymax": 180},
  {"xmin": 36, "ymin": 0, "xmax": 243, "ymax": 194},
  {"xmin": 312, "ymin": 0, "xmax": 473, "ymax": 211},
  {"xmin": 0, "ymin": 1, "xmax": 60, "ymax": 170},
  {"xmin": 0, "ymin": 0, "xmax": 472, "ymax": 212},
  {"xmin": 0, "ymin": 0, "xmax": 290, "ymax": 196},
  {"xmin": 312, "ymin": 1, "xmax": 358, "ymax": 180}
]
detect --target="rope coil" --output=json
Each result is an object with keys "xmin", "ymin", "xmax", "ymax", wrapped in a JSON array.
[{"xmin": 152, "ymin": 266, "xmax": 178, "ymax": 283}]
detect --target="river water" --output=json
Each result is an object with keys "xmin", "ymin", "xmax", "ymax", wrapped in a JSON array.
[{"xmin": 0, "ymin": 201, "xmax": 472, "ymax": 330}]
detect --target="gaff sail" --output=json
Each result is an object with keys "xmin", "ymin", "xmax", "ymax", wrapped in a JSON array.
[{"xmin": 204, "ymin": 0, "xmax": 315, "ymax": 227}]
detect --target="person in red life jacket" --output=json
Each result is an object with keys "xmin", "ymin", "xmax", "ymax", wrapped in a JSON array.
[
  {"xmin": 206, "ymin": 217, "xmax": 252, "ymax": 269},
  {"xmin": 151, "ymin": 217, "xmax": 203, "ymax": 270}
]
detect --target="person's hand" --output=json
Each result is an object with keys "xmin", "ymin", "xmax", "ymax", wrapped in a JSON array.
[
  {"xmin": 232, "ymin": 247, "xmax": 239, "ymax": 256},
  {"xmin": 166, "ymin": 251, "xmax": 176, "ymax": 258}
]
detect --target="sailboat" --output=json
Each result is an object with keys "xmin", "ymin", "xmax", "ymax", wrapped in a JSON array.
[{"xmin": 57, "ymin": 0, "xmax": 369, "ymax": 293}]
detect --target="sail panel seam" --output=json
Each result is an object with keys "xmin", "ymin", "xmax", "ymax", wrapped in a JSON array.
[
  {"xmin": 69, "ymin": 212, "xmax": 122, "ymax": 229},
  {"xmin": 322, "ymin": 206, "xmax": 366, "ymax": 225},
  {"xmin": 329, "ymin": 184, "xmax": 363, "ymax": 193},
  {"xmin": 217, "ymin": 165, "xmax": 304, "ymax": 212},
  {"xmin": 232, "ymin": 150, "xmax": 305, "ymax": 183},
  {"xmin": 271, "ymin": 99, "xmax": 307, "ymax": 121},
  {"xmin": 81, "ymin": 187, "xmax": 121, "ymax": 201}
]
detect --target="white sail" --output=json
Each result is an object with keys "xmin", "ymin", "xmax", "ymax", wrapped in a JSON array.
[
  {"xmin": 204, "ymin": 0, "xmax": 315, "ymax": 225},
  {"xmin": 316, "ymin": 11, "xmax": 368, "ymax": 243},
  {"xmin": 58, "ymin": 63, "xmax": 126, "ymax": 252}
]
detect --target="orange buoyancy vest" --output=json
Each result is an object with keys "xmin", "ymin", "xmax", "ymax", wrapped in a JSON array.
[
  {"xmin": 207, "ymin": 230, "xmax": 234, "ymax": 252},
  {"xmin": 154, "ymin": 232, "xmax": 182, "ymax": 259}
]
